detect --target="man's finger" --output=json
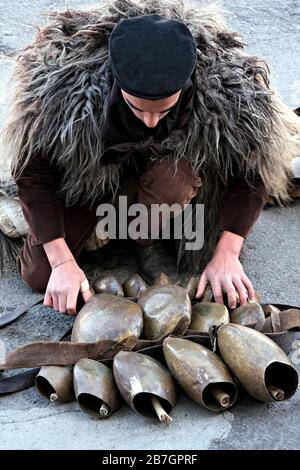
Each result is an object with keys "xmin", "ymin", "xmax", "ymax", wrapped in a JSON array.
[
  {"xmin": 58, "ymin": 293, "xmax": 67, "ymax": 314},
  {"xmin": 232, "ymin": 277, "xmax": 248, "ymax": 306},
  {"xmin": 222, "ymin": 278, "xmax": 237, "ymax": 309},
  {"xmin": 195, "ymin": 273, "xmax": 208, "ymax": 299},
  {"xmin": 210, "ymin": 279, "xmax": 224, "ymax": 305},
  {"xmin": 52, "ymin": 293, "xmax": 59, "ymax": 312},
  {"xmin": 241, "ymin": 274, "xmax": 255, "ymax": 300},
  {"xmin": 43, "ymin": 291, "xmax": 53, "ymax": 308},
  {"xmin": 66, "ymin": 289, "xmax": 79, "ymax": 316}
]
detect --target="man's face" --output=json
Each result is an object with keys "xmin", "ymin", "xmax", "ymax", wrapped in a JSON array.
[{"xmin": 121, "ymin": 89, "xmax": 182, "ymax": 128}]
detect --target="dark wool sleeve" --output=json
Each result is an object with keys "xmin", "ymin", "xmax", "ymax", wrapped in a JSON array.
[
  {"xmin": 15, "ymin": 153, "xmax": 65, "ymax": 246},
  {"xmin": 220, "ymin": 175, "xmax": 269, "ymax": 238}
]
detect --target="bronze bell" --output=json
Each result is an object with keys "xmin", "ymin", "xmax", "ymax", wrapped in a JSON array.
[
  {"xmin": 230, "ymin": 302, "xmax": 265, "ymax": 330},
  {"xmin": 163, "ymin": 337, "xmax": 238, "ymax": 412},
  {"xmin": 153, "ymin": 273, "xmax": 173, "ymax": 286},
  {"xmin": 93, "ymin": 275, "xmax": 124, "ymax": 297},
  {"xmin": 122, "ymin": 274, "xmax": 147, "ymax": 298},
  {"xmin": 200, "ymin": 285, "xmax": 214, "ymax": 302},
  {"xmin": 35, "ymin": 366, "xmax": 74, "ymax": 403},
  {"xmin": 190, "ymin": 302, "xmax": 229, "ymax": 333},
  {"xmin": 137, "ymin": 282, "xmax": 191, "ymax": 340},
  {"xmin": 217, "ymin": 323, "xmax": 298, "ymax": 402},
  {"xmin": 71, "ymin": 293, "xmax": 143, "ymax": 343},
  {"xmin": 113, "ymin": 351, "xmax": 176, "ymax": 425},
  {"xmin": 73, "ymin": 358, "xmax": 122, "ymax": 418}
]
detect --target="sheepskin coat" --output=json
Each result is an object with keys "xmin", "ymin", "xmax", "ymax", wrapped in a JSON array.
[{"xmin": 2, "ymin": 0, "xmax": 298, "ymax": 272}]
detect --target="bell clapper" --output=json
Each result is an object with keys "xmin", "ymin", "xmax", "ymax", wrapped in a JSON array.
[
  {"xmin": 210, "ymin": 385, "xmax": 231, "ymax": 408},
  {"xmin": 99, "ymin": 402, "xmax": 110, "ymax": 417},
  {"xmin": 267, "ymin": 385, "xmax": 285, "ymax": 401},
  {"xmin": 50, "ymin": 393, "xmax": 58, "ymax": 403},
  {"xmin": 150, "ymin": 396, "xmax": 172, "ymax": 425}
]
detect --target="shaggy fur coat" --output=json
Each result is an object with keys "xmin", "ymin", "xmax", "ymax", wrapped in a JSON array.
[{"xmin": 1, "ymin": 0, "xmax": 299, "ymax": 272}]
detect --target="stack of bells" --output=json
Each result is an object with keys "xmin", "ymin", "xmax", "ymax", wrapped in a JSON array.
[{"xmin": 35, "ymin": 273, "xmax": 299, "ymax": 425}]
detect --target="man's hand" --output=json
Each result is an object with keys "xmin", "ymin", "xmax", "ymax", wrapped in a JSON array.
[
  {"xmin": 43, "ymin": 237, "xmax": 93, "ymax": 315},
  {"xmin": 195, "ymin": 231, "xmax": 255, "ymax": 308},
  {"xmin": 43, "ymin": 260, "xmax": 92, "ymax": 315}
]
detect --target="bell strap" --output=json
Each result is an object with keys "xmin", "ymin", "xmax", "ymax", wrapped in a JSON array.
[
  {"xmin": 261, "ymin": 308, "xmax": 300, "ymax": 333},
  {"xmin": 0, "ymin": 368, "xmax": 40, "ymax": 395},
  {"xmin": 0, "ymin": 295, "xmax": 44, "ymax": 328},
  {"xmin": 0, "ymin": 326, "xmax": 73, "ymax": 395},
  {"xmin": 0, "ymin": 336, "xmax": 138, "ymax": 371}
]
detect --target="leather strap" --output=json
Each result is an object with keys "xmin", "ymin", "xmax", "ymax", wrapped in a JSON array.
[
  {"xmin": 265, "ymin": 330, "xmax": 300, "ymax": 355},
  {"xmin": 0, "ymin": 295, "xmax": 44, "ymax": 328},
  {"xmin": 0, "ymin": 336, "xmax": 138, "ymax": 370},
  {"xmin": 271, "ymin": 310, "xmax": 282, "ymax": 333},
  {"xmin": 0, "ymin": 297, "xmax": 42, "ymax": 394},
  {"xmin": 0, "ymin": 327, "xmax": 73, "ymax": 395},
  {"xmin": 0, "ymin": 369, "xmax": 40, "ymax": 395},
  {"xmin": 261, "ymin": 308, "xmax": 300, "ymax": 333},
  {"xmin": 0, "ymin": 330, "xmax": 212, "ymax": 371},
  {"xmin": 263, "ymin": 303, "xmax": 300, "ymax": 311},
  {"xmin": 278, "ymin": 309, "xmax": 300, "ymax": 331}
]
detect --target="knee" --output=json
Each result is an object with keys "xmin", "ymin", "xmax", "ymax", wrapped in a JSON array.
[{"xmin": 17, "ymin": 253, "xmax": 50, "ymax": 293}]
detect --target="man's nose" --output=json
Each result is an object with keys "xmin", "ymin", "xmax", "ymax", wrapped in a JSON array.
[{"xmin": 143, "ymin": 113, "xmax": 160, "ymax": 128}]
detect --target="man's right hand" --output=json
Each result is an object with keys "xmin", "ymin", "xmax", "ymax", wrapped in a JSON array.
[
  {"xmin": 43, "ymin": 237, "xmax": 93, "ymax": 315},
  {"xmin": 44, "ymin": 260, "xmax": 90, "ymax": 315}
]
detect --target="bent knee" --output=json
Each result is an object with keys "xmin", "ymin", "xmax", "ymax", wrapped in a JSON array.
[{"xmin": 17, "ymin": 255, "xmax": 50, "ymax": 293}]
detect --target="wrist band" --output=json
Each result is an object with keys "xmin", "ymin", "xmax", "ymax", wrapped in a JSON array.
[
  {"xmin": 52, "ymin": 258, "xmax": 75, "ymax": 269},
  {"xmin": 80, "ymin": 278, "xmax": 90, "ymax": 293}
]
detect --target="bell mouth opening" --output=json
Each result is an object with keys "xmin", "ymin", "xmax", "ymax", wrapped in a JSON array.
[
  {"xmin": 35, "ymin": 376, "xmax": 56, "ymax": 400},
  {"xmin": 203, "ymin": 382, "xmax": 237, "ymax": 412},
  {"xmin": 77, "ymin": 393, "xmax": 111, "ymax": 418},
  {"xmin": 265, "ymin": 361, "xmax": 298, "ymax": 401},
  {"xmin": 133, "ymin": 392, "xmax": 172, "ymax": 419}
]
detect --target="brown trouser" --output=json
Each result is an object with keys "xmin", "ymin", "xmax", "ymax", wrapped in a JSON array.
[{"xmin": 17, "ymin": 159, "xmax": 201, "ymax": 292}]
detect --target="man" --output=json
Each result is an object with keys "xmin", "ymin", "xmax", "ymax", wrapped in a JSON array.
[{"xmin": 0, "ymin": 0, "xmax": 298, "ymax": 315}]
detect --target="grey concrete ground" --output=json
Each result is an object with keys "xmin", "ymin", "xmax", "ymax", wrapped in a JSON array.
[{"xmin": 0, "ymin": 0, "xmax": 299, "ymax": 451}]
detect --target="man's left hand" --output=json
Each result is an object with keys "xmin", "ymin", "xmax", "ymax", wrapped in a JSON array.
[{"xmin": 195, "ymin": 231, "xmax": 255, "ymax": 308}]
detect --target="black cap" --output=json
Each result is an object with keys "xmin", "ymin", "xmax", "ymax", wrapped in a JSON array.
[{"xmin": 109, "ymin": 14, "xmax": 197, "ymax": 100}]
